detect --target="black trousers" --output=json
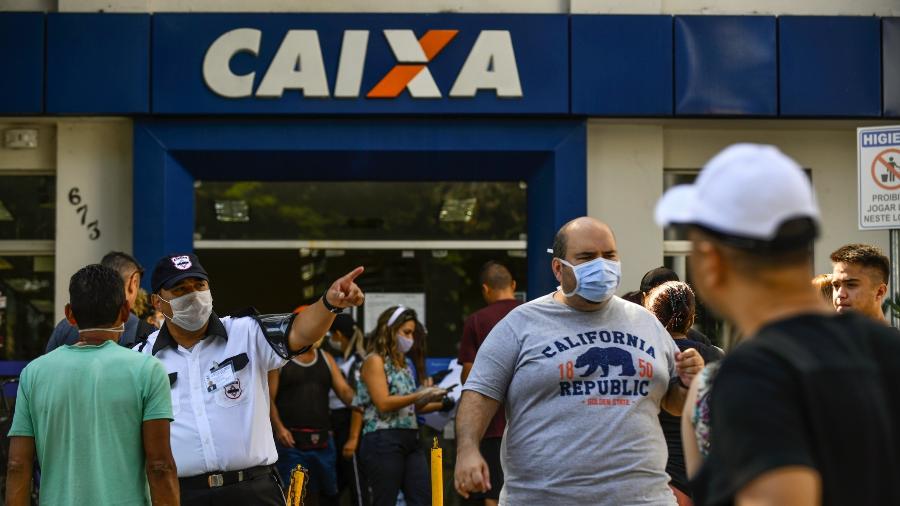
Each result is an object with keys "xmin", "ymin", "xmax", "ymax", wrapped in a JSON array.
[
  {"xmin": 331, "ymin": 408, "xmax": 369, "ymax": 506},
  {"xmin": 360, "ymin": 429, "xmax": 429, "ymax": 506},
  {"xmin": 180, "ymin": 468, "xmax": 284, "ymax": 506}
]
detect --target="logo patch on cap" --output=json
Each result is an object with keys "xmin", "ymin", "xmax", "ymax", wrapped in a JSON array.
[{"xmin": 172, "ymin": 255, "xmax": 192, "ymax": 271}]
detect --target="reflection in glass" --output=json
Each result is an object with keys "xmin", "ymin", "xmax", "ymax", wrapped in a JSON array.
[
  {"xmin": 663, "ymin": 171, "xmax": 698, "ymax": 241},
  {"xmin": 196, "ymin": 248, "xmax": 527, "ymax": 358},
  {"xmin": 196, "ymin": 181, "xmax": 526, "ymax": 241},
  {"xmin": 0, "ymin": 176, "xmax": 55, "ymax": 240},
  {"xmin": 0, "ymin": 255, "xmax": 55, "ymax": 360}
]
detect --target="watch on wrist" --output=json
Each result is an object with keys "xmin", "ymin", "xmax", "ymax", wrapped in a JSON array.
[{"xmin": 321, "ymin": 290, "xmax": 345, "ymax": 314}]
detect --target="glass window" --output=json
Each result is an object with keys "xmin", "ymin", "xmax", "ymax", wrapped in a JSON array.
[
  {"xmin": 0, "ymin": 175, "xmax": 55, "ymax": 240},
  {"xmin": 195, "ymin": 248, "xmax": 526, "ymax": 357},
  {"xmin": 0, "ymin": 255, "xmax": 55, "ymax": 360},
  {"xmin": 662, "ymin": 171, "xmax": 697, "ymax": 241},
  {"xmin": 195, "ymin": 181, "xmax": 527, "ymax": 241}
]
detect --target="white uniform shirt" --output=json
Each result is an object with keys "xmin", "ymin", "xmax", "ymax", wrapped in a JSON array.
[{"xmin": 136, "ymin": 313, "xmax": 289, "ymax": 477}]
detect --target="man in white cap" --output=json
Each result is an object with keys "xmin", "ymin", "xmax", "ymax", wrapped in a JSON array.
[{"xmin": 655, "ymin": 143, "xmax": 900, "ymax": 505}]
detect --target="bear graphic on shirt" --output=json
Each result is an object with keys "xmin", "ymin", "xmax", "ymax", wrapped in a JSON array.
[{"xmin": 575, "ymin": 347, "xmax": 636, "ymax": 377}]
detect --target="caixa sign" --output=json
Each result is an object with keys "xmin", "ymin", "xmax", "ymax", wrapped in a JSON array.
[
  {"xmin": 203, "ymin": 29, "xmax": 522, "ymax": 100},
  {"xmin": 152, "ymin": 14, "xmax": 568, "ymax": 114}
]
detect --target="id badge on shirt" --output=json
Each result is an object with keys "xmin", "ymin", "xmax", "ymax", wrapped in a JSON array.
[{"xmin": 205, "ymin": 362, "xmax": 237, "ymax": 393}]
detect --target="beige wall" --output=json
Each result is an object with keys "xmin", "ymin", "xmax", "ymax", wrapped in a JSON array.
[
  {"xmin": 54, "ymin": 120, "xmax": 134, "ymax": 321},
  {"xmin": 587, "ymin": 125, "xmax": 665, "ymax": 295}
]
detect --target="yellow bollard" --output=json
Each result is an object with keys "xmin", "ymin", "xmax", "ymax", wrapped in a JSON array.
[{"xmin": 431, "ymin": 437, "xmax": 443, "ymax": 506}]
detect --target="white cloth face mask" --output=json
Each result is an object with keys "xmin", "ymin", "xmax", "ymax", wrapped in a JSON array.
[{"xmin": 159, "ymin": 290, "xmax": 214, "ymax": 332}]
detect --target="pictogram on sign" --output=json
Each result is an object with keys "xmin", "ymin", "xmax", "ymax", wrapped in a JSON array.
[{"xmin": 871, "ymin": 148, "xmax": 900, "ymax": 191}]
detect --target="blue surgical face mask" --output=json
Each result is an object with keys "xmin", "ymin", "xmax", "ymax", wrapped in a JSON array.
[{"xmin": 557, "ymin": 256, "xmax": 621, "ymax": 303}]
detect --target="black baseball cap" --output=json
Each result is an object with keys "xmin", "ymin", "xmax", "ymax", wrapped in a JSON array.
[
  {"xmin": 151, "ymin": 253, "xmax": 209, "ymax": 293},
  {"xmin": 329, "ymin": 314, "xmax": 356, "ymax": 337}
]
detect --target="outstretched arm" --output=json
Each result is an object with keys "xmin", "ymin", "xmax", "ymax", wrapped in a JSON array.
[
  {"xmin": 287, "ymin": 267, "xmax": 365, "ymax": 352},
  {"xmin": 454, "ymin": 390, "xmax": 501, "ymax": 499}
]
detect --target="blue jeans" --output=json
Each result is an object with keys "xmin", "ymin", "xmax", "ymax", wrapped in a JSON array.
[{"xmin": 275, "ymin": 436, "xmax": 339, "ymax": 496}]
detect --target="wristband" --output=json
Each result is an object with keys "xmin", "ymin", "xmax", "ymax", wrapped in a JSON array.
[
  {"xmin": 321, "ymin": 291, "xmax": 344, "ymax": 314},
  {"xmin": 677, "ymin": 377, "xmax": 690, "ymax": 389}
]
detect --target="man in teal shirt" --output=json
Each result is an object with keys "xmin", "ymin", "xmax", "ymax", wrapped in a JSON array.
[{"xmin": 5, "ymin": 264, "xmax": 179, "ymax": 505}]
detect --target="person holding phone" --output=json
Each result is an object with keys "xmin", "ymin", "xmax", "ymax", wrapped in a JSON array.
[{"xmin": 354, "ymin": 306, "xmax": 448, "ymax": 506}]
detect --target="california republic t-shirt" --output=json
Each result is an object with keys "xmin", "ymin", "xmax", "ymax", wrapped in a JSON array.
[{"xmin": 464, "ymin": 294, "xmax": 678, "ymax": 506}]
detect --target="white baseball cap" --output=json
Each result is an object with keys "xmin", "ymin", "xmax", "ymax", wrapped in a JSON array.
[{"xmin": 655, "ymin": 143, "xmax": 820, "ymax": 248}]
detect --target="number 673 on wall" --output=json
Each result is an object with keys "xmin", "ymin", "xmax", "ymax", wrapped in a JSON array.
[{"xmin": 68, "ymin": 187, "xmax": 101, "ymax": 240}]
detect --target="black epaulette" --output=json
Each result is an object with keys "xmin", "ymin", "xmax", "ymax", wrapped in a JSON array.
[{"xmin": 230, "ymin": 306, "xmax": 261, "ymax": 318}]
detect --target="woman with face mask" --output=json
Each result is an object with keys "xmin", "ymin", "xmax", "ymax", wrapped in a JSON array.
[{"xmin": 353, "ymin": 306, "xmax": 447, "ymax": 506}]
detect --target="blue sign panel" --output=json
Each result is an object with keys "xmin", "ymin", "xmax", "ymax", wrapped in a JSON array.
[
  {"xmin": 152, "ymin": 13, "xmax": 568, "ymax": 114},
  {"xmin": 780, "ymin": 16, "xmax": 881, "ymax": 117},
  {"xmin": 47, "ymin": 14, "xmax": 150, "ymax": 114},
  {"xmin": 0, "ymin": 13, "xmax": 44, "ymax": 114},
  {"xmin": 884, "ymin": 17, "xmax": 900, "ymax": 118},
  {"xmin": 571, "ymin": 15, "xmax": 673, "ymax": 116},
  {"xmin": 675, "ymin": 16, "xmax": 777, "ymax": 116}
]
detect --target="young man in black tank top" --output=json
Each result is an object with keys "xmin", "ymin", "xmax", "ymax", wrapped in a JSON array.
[{"xmin": 269, "ymin": 344, "xmax": 355, "ymax": 506}]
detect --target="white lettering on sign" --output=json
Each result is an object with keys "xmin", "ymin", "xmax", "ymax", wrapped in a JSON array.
[
  {"xmin": 858, "ymin": 125, "xmax": 900, "ymax": 230},
  {"xmin": 202, "ymin": 28, "xmax": 523, "ymax": 100},
  {"xmin": 450, "ymin": 31, "xmax": 523, "ymax": 98},
  {"xmin": 334, "ymin": 30, "xmax": 370, "ymax": 98},
  {"xmin": 861, "ymin": 130, "xmax": 900, "ymax": 148},
  {"xmin": 202, "ymin": 28, "xmax": 262, "ymax": 98},
  {"xmin": 256, "ymin": 30, "xmax": 329, "ymax": 98}
]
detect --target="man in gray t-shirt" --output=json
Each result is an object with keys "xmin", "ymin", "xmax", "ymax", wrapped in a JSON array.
[{"xmin": 454, "ymin": 217, "xmax": 705, "ymax": 505}]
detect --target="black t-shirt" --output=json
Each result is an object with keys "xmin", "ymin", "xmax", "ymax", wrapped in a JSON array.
[
  {"xmin": 692, "ymin": 312, "xmax": 900, "ymax": 506},
  {"xmin": 688, "ymin": 327, "xmax": 713, "ymax": 346},
  {"xmin": 660, "ymin": 339, "xmax": 724, "ymax": 495}
]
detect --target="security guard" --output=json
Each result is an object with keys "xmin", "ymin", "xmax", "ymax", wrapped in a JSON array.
[{"xmin": 136, "ymin": 252, "xmax": 365, "ymax": 505}]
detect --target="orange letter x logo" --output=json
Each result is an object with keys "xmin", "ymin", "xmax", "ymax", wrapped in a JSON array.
[{"xmin": 367, "ymin": 29, "xmax": 458, "ymax": 98}]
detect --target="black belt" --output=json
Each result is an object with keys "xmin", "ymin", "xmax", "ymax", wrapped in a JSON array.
[{"xmin": 179, "ymin": 465, "xmax": 273, "ymax": 490}]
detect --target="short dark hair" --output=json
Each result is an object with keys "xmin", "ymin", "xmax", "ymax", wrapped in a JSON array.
[
  {"xmin": 640, "ymin": 267, "xmax": 679, "ymax": 293},
  {"xmin": 552, "ymin": 228, "xmax": 568, "ymax": 259},
  {"xmin": 480, "ymin": 261, "xmax": 514, "ymax": 290},
  {"xmin": 621, "ymin": 291, "xmax": 644, "ymax": 305},
  {"xmin": 830, "ymin": 243, "xmax": 890, "ymax": 284},
  {"xmin": 69, "ymin": 264, "xmax": 125, "ymax": 328},
  {"xmin": 100, "ymin": 251, "xmax": 143, "ymax": 280}
]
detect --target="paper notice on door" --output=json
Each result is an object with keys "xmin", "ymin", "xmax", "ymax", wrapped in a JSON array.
[{"xmin": 363, "ymin": 293, "xmax": 426, "ymax": 333}]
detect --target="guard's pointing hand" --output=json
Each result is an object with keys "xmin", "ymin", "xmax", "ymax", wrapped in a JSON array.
[{"xmin": 326, "ymin": 266, "xmax": 365, "ymax": 309}]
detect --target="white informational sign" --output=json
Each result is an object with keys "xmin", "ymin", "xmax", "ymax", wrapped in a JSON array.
[
  {"xmin": 858, "ymin": 126, "xmax": 900, "ymax": 230},
  {"xmin": 363, "ymin": 292, "xmax": 426, "ymax": 333},
  {"xmin": 422, "ymin": 360, "xmax": 463, "ymax": 431}
]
